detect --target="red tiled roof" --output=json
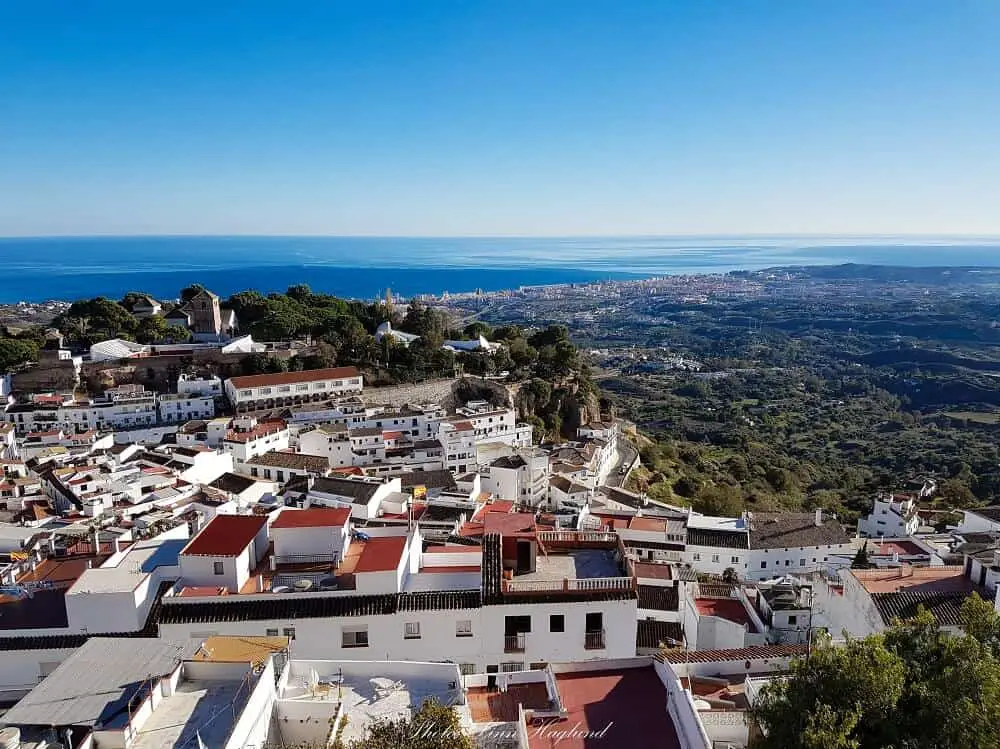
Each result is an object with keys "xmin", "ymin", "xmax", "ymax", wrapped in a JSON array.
[
  {"xmin": 354, "ymin": 536, "xmax": 407, "ymax": 573},
  {"xmin": 382, "ymin": 431, "xmax": 403, "ymax": 441},
  {"xmin": 656, "ymin": 644, "xmax": 807, "ymax": 664},
  {"xmin": 629, "ymin": 517, "xmax": 667, "ymax": 532},
  {"xmin": 271, "ymin": 507, "xmax": 351, "ymax": 529},
  {"xmin": 228, "ymin": 366, "xmax": 360, "ymax": 390},
  {"xmin": 870, "ymin": 539, "xmax": 927, "ymax": 556},
  {"xmin": 182, "ymin": 515, "xmax": 268, "ymax": 557},
  {"xmin": 424, "ymin": 545, "xmax": 481, "ymax": 554},
  {"xmin": 484, "ymin": 511, "xmax": 536, "ymax": 536},
  {"xmin": 331, "ymin": 466, "xmax": 366, "ymax": 476},
  {"xmin": 224, "ymin": 420, "xmax": 287, "ymax": 443}
]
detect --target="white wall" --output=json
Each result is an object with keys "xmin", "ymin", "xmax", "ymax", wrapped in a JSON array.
[
  {"xmin": 656, "ymin": 659, "xmax": 712, "ymax": 749},
  {"xmin": 179, "ymin": 548, "xmax": 249, "ymax": 593},
  {"xmin": 272, "ymin": 524, "xmax": 349, "ymax": 561},
  {"xmin": 159, "ymin": 596, "xmax": 636, "ymax": 673},
  {"xmin": 225, "ymin": 660, "xmax": 277, "ymax": 749},
  {"xmin": 0, "ymin": 648, "xmax": 79, "ymax": 698}
]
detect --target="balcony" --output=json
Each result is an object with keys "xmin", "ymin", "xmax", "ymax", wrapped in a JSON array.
[
  {"xmin": 504, "ymin": 633, "xmax": 526, "ymax": 653},
  {"xmin": 584, "ymin": 629, "xmax": 606, "ymax": 650}
]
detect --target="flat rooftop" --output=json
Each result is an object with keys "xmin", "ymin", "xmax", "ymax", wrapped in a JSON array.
[
  {"xmin": 468, "ymin": 683, "xmax": 551, "ymax": 723},
  {"xmin": 530, "ymin": 668, "xmax": 681, "ymax": 749},
  {"xmin": 130, "ymin": 679, "xmax": 246, "ymax": 749},
  {"xmin": 696, "ymin": 598, "xmax": 757, "ymax": 631},
  {"xmin": 68, "ymin": 538, "xmax": 186, "ymax": 595},
  {"xmin": 280, "ymin": 661, "xmax": 465, "ymax": 747},
  {"xmin": 869, "ymin": 539, "xmax": 928, "ymax": 557},
  {"xmin": 516, "ymin": 549, "xmax": 624, "ymax": 583},
  {"xmin": 851, "ymin": 565, "xmax": 972, "ymax": 594}
]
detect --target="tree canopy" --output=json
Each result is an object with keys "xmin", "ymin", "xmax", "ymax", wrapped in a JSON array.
[
  {"xmin": 751, "ymin": 595, "xmax": 1000, "ymax": 749},
  {"xmin": 340, "ymin": 698, "xmax": 473, "ymax": 749}
]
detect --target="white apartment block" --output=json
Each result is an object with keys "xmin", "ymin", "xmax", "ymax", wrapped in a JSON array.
[
  {"xmin": 156, "ymin": 392, "xmax": 215, "ymax": 424},
  {"xmin": 224, "ymin": 366, "xmax": 363, "ymax": 412},
  {"xmin": 481, "ymin": 449, "xmax": 549, "ymax": 506}
]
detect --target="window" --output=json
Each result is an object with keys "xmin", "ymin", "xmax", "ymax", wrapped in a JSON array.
[
  {"xmin": 692, "ymin": 553, "xmax": 701, "ymax": 562},
  {"xmin": 731, "ymin": 556, "xmax": 740, "ymax": 564},
  {"xmin": 459, "ymin": 663, "xmax": 477, "ymax": 676},
  {"xmin": 297, "ymin": 384, "xmax": 309, "ymax": 392},
  {"xmin": 711, "ymin": 554, "xmax": 720, "ymax": 564},
  {"xmin": 550, "ymin": 615, "xmax": 565, "ymax": 633},
  {"xmin": 213, "ymin": 561, "xmax": 225, "ymax": 575},
  {"xmin": 761, "ymin": 561, "xmax": 767, "ymax": 569},
  {"xmin": 788, "ymin": 616, "xmax": 798, "ymax": 626},
  {"xmin": 585, "ymin": 612, "xmax": 603, "ymax": 632},
  {"xmin": 266, "ymin": 628, "xmax": 279, "ymax": 637},
  {"xmin": 501, "ymin": 662, "xmax": 524, "ymax": 673},
  {"xmin": 404, "ymin": 622, "xmax": 421, "ymax": 639},
  {"xmin": 784, "ymin": 560, "xmax": 790, "ymax": 566},
  {"xmin": 283, "ymin": 627, "xmax": 296, "ymax": 640},
  {"xmin": 456, "ymin": 620, "xmax": 473, "ymax": 637},
  {"xmin": 342, "ymin": 627, "xmax": 369, "ymax": 648},
  {"xmin": 799, "ymin": 559, "xmax": 806, "ymax": 566}
]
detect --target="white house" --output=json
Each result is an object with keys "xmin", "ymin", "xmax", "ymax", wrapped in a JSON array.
[
  {"xmin": 857, "ymin": 493, "xmax": 919, "ymax": 538},
  {"xmin": 269, "ymin": 507, "xmax": 352, "ymax": 565},
  {"xmin": 481, "ymin": 450, "xmax": 549, "ymax": 506},
  {"xmin": 221, "ymin": 417, "xmax": 290, "ymax": 464},
  {"xmin": 178, "ymin": 514, "xmax": 270, "ymax": 593},
  {"xmin": 299, "ymin": 474, "xmax": 403, "ymax": 521}
]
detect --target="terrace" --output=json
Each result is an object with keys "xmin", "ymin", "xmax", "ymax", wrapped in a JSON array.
[{"xmin": 501, "ymin": 531, "xmax": 636, "ymax": 596}]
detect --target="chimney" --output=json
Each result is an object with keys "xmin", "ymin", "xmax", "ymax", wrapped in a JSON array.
[
  {"xmin": 90, "ymin": 525, "xmax": 100, "ymax": 553},
  {"xmin": 814, "ymin": 508, "xmax": 823, "ymax": 527},
  {"xmin": 113, "ymin": 536, "xmax": 121, "ymax": 555}
]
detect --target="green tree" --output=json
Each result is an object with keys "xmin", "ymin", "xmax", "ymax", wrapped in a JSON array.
[
  {"xmin": 180, "ymin": 284, "xmax": 206, "ymax": 303},
  {"xmin": 135, "ymin": 315, "xmax": 169, "ymax": 344},
  {"xmin": 695, "ymin": 483, "xmax": 743, "ymax": 516},
  {"xmin": 344, "ymin": 698, "xmax": 473, "ymax": 749},
  {"xmin": 164, "ymin": 324, "xmax": 192, "ymax": 343},
  {"xmin": 851, "ymin": 541, "xmax": 872, "ymax": 570},
  {"xmin": 0, "ymin": 337, "xmax": 39, "ymax": 372},
  {"xmin": 463, "ymin": 321, "xmax": 492, "ymax": 339},
  {"xmin": 752, "ymin": 608, "xmax": 1000, "ymax": 749}
]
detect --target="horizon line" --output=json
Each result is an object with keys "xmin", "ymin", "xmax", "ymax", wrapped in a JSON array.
[{"xmin": 3, "ymin": 232, "xmax": 1000, "ymax": 241}]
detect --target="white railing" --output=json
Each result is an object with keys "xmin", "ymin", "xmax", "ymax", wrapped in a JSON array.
[
  {"xmin": 504, "ymin": 576, "xmax": 633, "ymax": 594},
  {"xmin": 568, "ymin": 576, "xmax": 632, "ymax": 592},
  {"xmin": 537, "ymin": 531, "xmax": 618, "ymax": 544}
]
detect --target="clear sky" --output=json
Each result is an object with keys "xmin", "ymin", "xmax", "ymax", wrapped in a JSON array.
[{"xmin": 1, "ymin": 1, "xmax": 998, "ymax": 237}]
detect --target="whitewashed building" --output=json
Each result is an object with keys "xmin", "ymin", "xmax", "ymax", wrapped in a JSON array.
[{"xmin": 224, "ymin": 367, "xmax": 363, "ymax": 412}]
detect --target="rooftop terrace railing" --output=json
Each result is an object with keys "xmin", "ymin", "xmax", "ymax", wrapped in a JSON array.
[{"xmin": 503, "ymin": 576, "xmax": 635, "ymax": 595}]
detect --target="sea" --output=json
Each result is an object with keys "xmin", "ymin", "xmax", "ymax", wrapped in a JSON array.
[{"xmin": 1, "ymin": 235, "xmax": 999, "ymax": 304}]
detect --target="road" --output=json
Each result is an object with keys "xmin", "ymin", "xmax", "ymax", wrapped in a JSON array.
[{"xmin": 603, "ymin": 440, "xmax": 638, "ymax": 489}]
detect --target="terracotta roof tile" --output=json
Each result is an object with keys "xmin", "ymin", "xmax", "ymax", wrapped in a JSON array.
[{"xmin": 182, "ymin": 515, "xmax": 268, "ymax": 557}]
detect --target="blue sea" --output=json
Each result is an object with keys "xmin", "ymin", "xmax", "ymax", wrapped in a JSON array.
[{"xmin": 1, "ymin": 235, "xmax": 999, "ymax": 303}]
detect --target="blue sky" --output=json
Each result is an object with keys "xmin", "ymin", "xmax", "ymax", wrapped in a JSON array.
[{"xmin": 1, "ymin": 1, "xmax": 998, "ymax": 236}]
